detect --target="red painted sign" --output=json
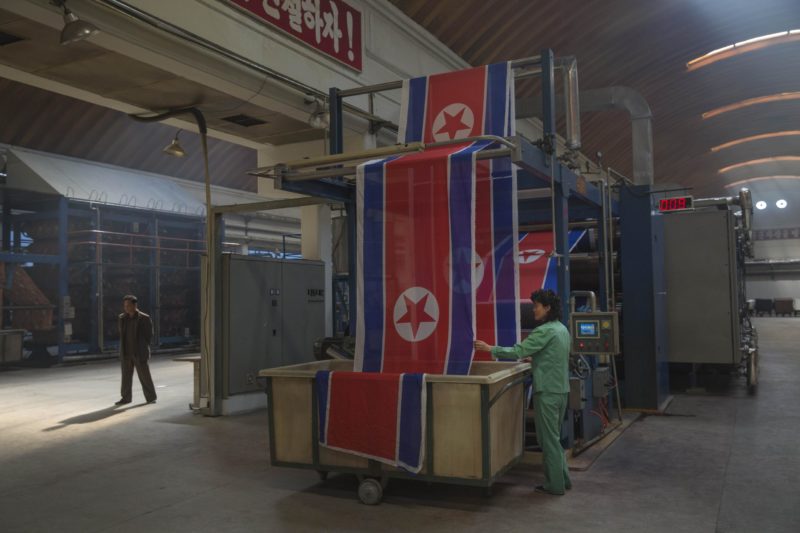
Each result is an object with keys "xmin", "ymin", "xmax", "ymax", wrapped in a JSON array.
[{"xmin": 228, "ymin": 0, "xmax": 363, "ymax": 72}]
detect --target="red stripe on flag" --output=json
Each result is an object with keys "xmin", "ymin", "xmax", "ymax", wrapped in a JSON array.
[
  {"xmin": 382, "ymin": 145, "xmax": 465, "ymax": 374},
  {"xmin": 325, "ymin": 373, "xmax": 400, "ymax": 461},
  {"xmin": 423, "ymin": 67, "xmax": 487, "ymax": 143},
  {"xmin": 518, "ymin": 232, "xmax": 555, "ymax": 298}
]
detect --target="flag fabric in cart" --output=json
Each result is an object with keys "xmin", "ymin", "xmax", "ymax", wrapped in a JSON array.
[{"xmin": 316, "ymin": 370, "xmax": 426, "ymax": 472}]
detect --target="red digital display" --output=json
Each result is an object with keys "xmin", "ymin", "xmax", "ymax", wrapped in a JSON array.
[{"xmin": 658, "ymin": 196, "xmax": 693, "ymax": 212}]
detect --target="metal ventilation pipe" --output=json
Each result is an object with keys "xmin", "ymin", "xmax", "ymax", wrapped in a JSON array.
[{"xmin": 580, "ymin": 86, "xmax": 654, "ymax": 185}]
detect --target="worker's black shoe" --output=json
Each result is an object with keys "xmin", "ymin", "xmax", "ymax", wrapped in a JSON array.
[
  {"xmin": 114, "ymin": 399, "xmax": 131, "ymax": 406},
  {"xmin": 534, "ymin": 485, "xmax": 564, "ymax": 496}
]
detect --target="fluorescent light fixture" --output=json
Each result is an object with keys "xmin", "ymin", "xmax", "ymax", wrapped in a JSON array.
[
  {"xmin": 703, "ymin": 92, "xmax": 800, "ymax": 119},
  {"xmin": 776, "ymin": 199, "xmax": 788, "ymax": 208},
  {"xmin": 755, "ymin": 201, "xmax": 767, "ymax": 210},
  {"xmin": 687, "ymin": 30, "xmax": 800, "ymax": 71},
  {"xmin": 719, "ymin": 156, "xmax": 800, "ymax": 174},
  {"xmin": 711, "ymin": 131, "xmax": 800, "ymax": 152},
  {"xmin": 735, "ymin": 31, "xmax": 788, "ymax": 47}
]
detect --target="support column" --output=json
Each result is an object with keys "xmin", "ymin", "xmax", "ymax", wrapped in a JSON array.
[
  {"xmin": 542, "ymin": 49, "xmax": 571, "ymax": 324},
  {"xmin": 57, "ymin": 197, "xmax": 68, "ymax": 362}
]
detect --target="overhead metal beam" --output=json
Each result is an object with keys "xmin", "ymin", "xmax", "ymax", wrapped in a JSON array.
[{"xmin": 210, "ymin": 197, "xmax": 327, "ymax": 215}]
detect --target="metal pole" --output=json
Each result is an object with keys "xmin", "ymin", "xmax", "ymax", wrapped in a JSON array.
[
  {"xmin": 57, "ymin": 197, "xmax": 69, "ymax": 362},
  {"xmin": 329, "ymin": 88, "xmax": 355, "ymax": 337},
  {"xmin": 152, "ymin": 217, "xmax": 161, "ymax": 346},
  {"xmin": 597, "ymin": 182, "xmax": 608, "ymax": 311},
  {"xmin": 542, "ymin": 49, "xmax": 571, "ymax": 324}
]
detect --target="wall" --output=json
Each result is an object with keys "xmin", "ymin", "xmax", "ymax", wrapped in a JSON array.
[{"xmin": 747, "ymin": 212, "xmax": 800, "ymax": 300}]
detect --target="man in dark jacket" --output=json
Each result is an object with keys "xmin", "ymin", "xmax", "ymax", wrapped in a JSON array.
[{"xmin": 115, "ymin": 294, "xmax": 157, "ymax": 405}]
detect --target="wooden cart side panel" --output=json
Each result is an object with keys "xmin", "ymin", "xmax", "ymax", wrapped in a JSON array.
[
  {"xmin": 319, "ymin": 446, "xmax": 370, "ymax": 468},
  {"xmin": 272, "ymin": 377, "xmax": 313, "ymax": 464},
  {"xmin": 489, "ymin": 382, "xmax": 524, "ymax": 474},
  {"xmin": 432, "ymin": 383, "xmax": 482, "ymax": 479}
]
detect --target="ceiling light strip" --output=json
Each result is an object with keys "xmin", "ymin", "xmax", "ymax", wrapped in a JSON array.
[
  {"xmin": 719, "ymin": 157, "xmax": 800, "ymax": 174},
  {"xmin": 687, "ymin": 30, "xmax": 800, "ymax": 71},
  {"xmin": 703, "ymin": 92, "xmax": 800, "ymax": 119},
  {"xmin": 711, "ymin": 131, "xmax": 800, "ymax": 152}
]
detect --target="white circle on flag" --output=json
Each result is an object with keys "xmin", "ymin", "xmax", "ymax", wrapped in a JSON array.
[
  {"xmin": 393, "ymin": 287, "xmax": 440, "ymax": 343},
  {"xmin": 519, "ymin": 248, "xmax": 546, "ymax": 264},
  {"xmin": 431, "ymin": 103, "xmax": 475, "ymax": 142}
]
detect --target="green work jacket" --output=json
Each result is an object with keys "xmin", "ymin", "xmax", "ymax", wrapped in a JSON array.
[{"xmin": 491, "ymin": 320, "xmax": 571, "ymax": 394}]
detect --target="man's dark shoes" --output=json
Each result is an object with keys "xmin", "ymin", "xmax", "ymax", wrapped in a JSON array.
[
  {"xmin": 114, "ymin": 399, "xmax": 131, "ymax": 406},
  {"xmin": 534, "ymin": 485, "xmax": 565, "ymax": 496},
  {"xmin": 146, "ymin": 398, "xmax": 157, "ymax": 404}
]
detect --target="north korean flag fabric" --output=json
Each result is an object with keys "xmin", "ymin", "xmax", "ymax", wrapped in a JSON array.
[
  {"xmin": 316, "ymin": 370, "xmax": 426, "ymax": 472},
  {"xmin": 355, "ymin": 142, "xmax": 490, "ymax": 375},
  {"xmin": 320, "ymin": 63, "xmax": 518, "ymax": 470},
  {"xmin": 398, "ymin": 62, "xmax": 520, "ymax": 364},
  {"xmin": 518, "ymin": 230, "xmax": 587, "ymax": 298}
]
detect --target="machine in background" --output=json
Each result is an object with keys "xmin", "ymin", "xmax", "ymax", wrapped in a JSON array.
[
  {"xmin": 204, "ymin": 255, "xmax": 326, "ymax": 400},
  {"xmin": 661, "ymin": 189, "xmax": 759, "ymax": 393}
]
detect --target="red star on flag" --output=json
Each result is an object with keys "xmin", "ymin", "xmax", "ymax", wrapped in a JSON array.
[
  {"xmin": 396, "ymin": 293, "xmax": 437, "ymax": 339},
  {"xmin": 434, "ymin": 107, "xmax": 471, "ymax": 140}
]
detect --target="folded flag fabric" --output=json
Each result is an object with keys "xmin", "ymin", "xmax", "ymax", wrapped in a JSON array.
[{"xmin": 316, "ymin": 370, "xmax": 426, "ymax": 473}]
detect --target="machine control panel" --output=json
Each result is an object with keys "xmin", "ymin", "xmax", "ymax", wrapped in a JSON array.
[{"xmin": 570, "ymin": 311, "xmax": 620, "ymax": 355}]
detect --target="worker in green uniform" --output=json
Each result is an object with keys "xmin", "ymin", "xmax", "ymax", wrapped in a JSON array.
[{"xmin": 474, "ymin": 289, "xmax": 572, "ymax": 495}]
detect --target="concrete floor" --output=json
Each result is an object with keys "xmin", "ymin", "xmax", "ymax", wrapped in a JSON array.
[{"xmin": 0, "ymin": 317, "xmax": 798, "ymax": 532}]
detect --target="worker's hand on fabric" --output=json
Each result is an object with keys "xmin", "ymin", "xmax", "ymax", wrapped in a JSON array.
[{"xmin": 473, "ymin": 340, "xmax": 493, "ymax": 352}]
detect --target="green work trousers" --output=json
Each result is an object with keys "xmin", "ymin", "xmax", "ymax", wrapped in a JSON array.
[{"xmin": 533, "ymin": 392, "xmax": 571, "ymax": 494}]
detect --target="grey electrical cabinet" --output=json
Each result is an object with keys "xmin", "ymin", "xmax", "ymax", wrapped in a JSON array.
[
  {"xmin": 663, "ymin": 209, "xmax": 740, "ymax": 365},
  {"xmin": 221, "ymin": 255, "xmax": 326, "ymax": 395}
]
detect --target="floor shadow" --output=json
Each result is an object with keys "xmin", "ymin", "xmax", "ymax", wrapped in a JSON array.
[{"xmin": 42, "ymin": 403, "xmax": 147, "ymax": 431}]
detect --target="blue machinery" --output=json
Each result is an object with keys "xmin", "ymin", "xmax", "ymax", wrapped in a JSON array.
[{"xmin": 253, "ymin": 49, "xmax": 671, "ymax": 450}]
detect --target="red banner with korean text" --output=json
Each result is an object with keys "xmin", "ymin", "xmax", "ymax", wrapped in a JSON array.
[{"xmin": 228, "ymin": 0, "xmax": 362, "ymax": 72}]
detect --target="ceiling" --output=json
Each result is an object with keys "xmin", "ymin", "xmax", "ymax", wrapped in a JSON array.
[
  {"xmin": 0, "ymin": 7, "xmax": 325, "ymax": 146},
  {"xmin": 0, "ymin": 1, "xmax": 798, "ymax": 206},
  {"xmin": 0, "ymin": 77, "xmax": 259, "ymax": 191},
  {"xmin": 389, "ymin": 0, "xmax": 800, "ymax": 200}
]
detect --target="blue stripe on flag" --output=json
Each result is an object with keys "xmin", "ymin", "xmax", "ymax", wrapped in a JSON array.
[
  {"xmin": 446, "ymin": 142, "xmax": 487, "ymax": 375},
  {"xmin": 362, "ymin": 159, "xmax": 388, "ymax": 372},
  {"xmin": 397, "ymin": 373, "xmax": 425, "ymax": 470},
  {"xmin": 404, "ymin": 77, "xmax": 428, "ymax": 143},
  {"xmin": 315, "ymin": 370, "xmax": 331, "ymax": 444},
  {"xmin": 485, "ymin": 63, "xmax": 509, "ymax": 136},
  {"xmin": 492, "ymin": 157, "xmax": 518, "ymax": 346}
]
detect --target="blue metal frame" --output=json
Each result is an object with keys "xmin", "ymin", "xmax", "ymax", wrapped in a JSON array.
[{"xmin": 274, "ymin": 50, "xmax": 618, "ymax": 341}]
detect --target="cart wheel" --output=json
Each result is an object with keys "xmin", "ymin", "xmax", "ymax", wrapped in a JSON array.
[
  {"xmin": 358, "ymin": 478, "xmax": 383, "ymax": 505},
  {"xmin": 316, "ymin": 470, "xmax": 328, "ymax": 481}
]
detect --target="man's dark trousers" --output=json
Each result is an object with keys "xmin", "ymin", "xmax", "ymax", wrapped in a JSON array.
[{"xmin": 120, "ymin": 355, "xmax": 157, "ymax": 403}]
